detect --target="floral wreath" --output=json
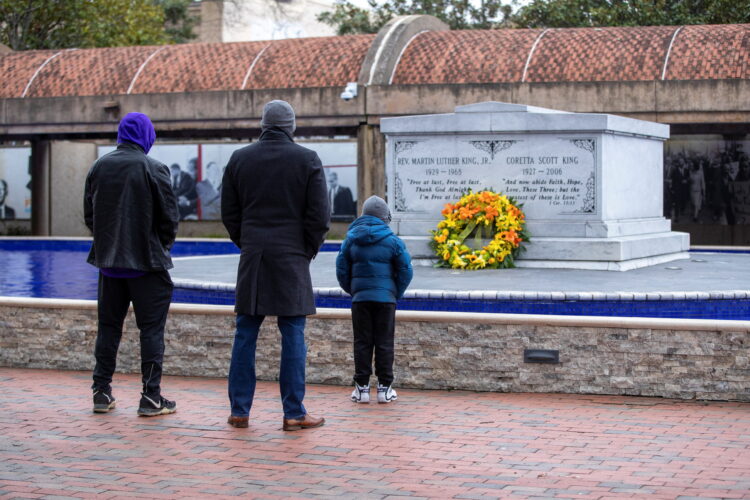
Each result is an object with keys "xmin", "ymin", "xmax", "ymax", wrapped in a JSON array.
[{"xmin": 430, "ymin": 190, "xmax": 529, "ymax": 270}]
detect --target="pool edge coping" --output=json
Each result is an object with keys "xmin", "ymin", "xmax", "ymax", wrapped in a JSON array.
[{"xmin": 2, "ymin": 296, "xmax": 748, "ymax": 332}]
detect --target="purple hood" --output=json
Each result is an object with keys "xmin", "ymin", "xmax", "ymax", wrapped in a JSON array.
[{"xmin": 117, "ymin": 112, "xmax": 155, "ymax": 153}]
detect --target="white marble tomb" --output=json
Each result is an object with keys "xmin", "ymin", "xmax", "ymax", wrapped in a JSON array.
[{"xmin": 380, "ymin": 102, "xmax": 689, "ymax": 271}]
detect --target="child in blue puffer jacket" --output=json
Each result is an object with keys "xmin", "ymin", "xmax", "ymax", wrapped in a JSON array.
[{"xmin": 336, "ymin": 196, "xmax": 413, "ymax": 404}]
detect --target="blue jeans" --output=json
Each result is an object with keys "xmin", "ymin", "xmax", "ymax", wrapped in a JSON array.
[{"xmin": 228, "ymin": 314, "xmax": 307, "ymax": 419}]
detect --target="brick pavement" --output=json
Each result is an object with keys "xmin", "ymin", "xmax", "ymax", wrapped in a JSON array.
[{"xmin": 0, "ymin": 367, "xmax": 748, "ymax": 499}]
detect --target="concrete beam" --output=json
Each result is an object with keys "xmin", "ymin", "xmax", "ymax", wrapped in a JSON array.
[
  {"xmin": 365, "ymin": 80, "xmax": 750, "ymax": 125},
  {"xmin": 0, "ymin": 87, "xmax": 366, "ymax": 139},
  {"xmin": 1, "ymin": 80, "xmax": 748, "ymax": 140}
]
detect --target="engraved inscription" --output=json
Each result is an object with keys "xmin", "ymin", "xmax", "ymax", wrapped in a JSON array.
[{"xmin": 389, "ymin": 135, "xmax": 597, "ymax": 217}]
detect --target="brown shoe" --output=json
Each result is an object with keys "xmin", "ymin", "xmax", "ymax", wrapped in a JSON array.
[
  {"xmin": 282, "ymin": 414, "xmax": 325, "ymax": 431},
  {"xmin": 227, "ymin": 415, "xmax": 249, "ymax": 428}
]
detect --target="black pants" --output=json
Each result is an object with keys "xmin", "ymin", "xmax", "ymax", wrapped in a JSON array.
[
  {"xmin": 92, "ymin": 271, "xmax": 173, "ymax": 397},
  {"xmin": 352, "ymin": 301, "xmax": 396, "ymax": 387}
]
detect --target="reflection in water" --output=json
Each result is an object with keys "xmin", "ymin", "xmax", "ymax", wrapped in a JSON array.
[
  {"xmin": 0, "ymin": 251, "xmax": 32, "ymax": 295},
  {"xmin": 0, "ymin": 241, "xmax": 240, "ymax": 301},
  {"xmin": 1, "ymin": 250, "xmax": 99, "ymax": 299}
]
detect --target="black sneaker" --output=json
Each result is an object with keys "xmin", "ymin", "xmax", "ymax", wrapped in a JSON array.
[
  {"xmin": 137, "ymin": 393, "xmax": 176, "ymax": 417},
  {"xmin": 93, "ymin": 389, "xmax": 116, "ymax": 413}
]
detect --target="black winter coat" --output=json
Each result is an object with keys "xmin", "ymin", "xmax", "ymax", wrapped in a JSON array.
[
  {"xmin": 221, "ymin": 128, "xmax": 330, "ymax": 316},
  {"xmin": 84, "ymin": 142, "xmax": 179, "ymax": 271}
]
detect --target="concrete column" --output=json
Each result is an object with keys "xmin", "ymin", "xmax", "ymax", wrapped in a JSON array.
[
  {"xmin": 192, "ymin": 0, "xmax": 223, "ymax": 43},
  {"xmin": 30, "ymin": 140, "xmax": 50, "ymax": 236},
  {"xmin": 356, "ymin": 124, "xmax": 386, "ymax": 213},
  {"xmin": 50, "ymin": 141, "xmax": 97, "ymax": 236}
]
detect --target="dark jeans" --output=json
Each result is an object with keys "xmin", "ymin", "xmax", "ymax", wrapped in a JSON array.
[
  {"xmin": 228, "ymin": 314, "xmax": 307, "ymax": 420},
  {"xmin": 352, "ymin": 301, "xmax": 396, "ymax": 387},
  {"xmin": 92, "ymin": 271, "xmax": 173, "ymax": 398}
]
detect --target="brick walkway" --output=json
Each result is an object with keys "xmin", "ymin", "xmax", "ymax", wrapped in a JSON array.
[{"xmin": 0, "ymin": 368, "xmax": 748, "ymax": 499}]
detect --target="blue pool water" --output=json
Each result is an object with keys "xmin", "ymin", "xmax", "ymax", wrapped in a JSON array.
[
  {"xmin": 0, "ymin": 240, "xmax": 239, "ymax": 302},
  {"xmin": 2, "ymin": 239, "xmax": 750, "ymax": 320},
  {"xmin": 0, "ymin": 239, "xmax": 341, "ymax": 304}
]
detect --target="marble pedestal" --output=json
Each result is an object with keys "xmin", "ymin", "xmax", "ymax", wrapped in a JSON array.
[{"xmin": 381, "ymin": 102, "xmax": 689, "ymax": 271}]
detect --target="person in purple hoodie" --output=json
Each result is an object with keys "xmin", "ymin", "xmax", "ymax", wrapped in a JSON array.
[{"xmin": 84, "ymin": 112, "xmax": 179, "ymax": 417}]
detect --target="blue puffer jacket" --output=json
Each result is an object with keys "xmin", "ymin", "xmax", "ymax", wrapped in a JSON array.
[{"xmin": 336, "ymin": 215, "xmax": 413, "ymax": 303}]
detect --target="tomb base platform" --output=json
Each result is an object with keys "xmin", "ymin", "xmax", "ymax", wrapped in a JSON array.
[{"xmin": 401, "ymin": 231, "xmax": 690, "ymax": 271}]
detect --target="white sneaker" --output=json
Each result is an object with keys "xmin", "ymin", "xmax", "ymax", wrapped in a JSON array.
[
  {"xmin": 377, "ymin": 384, "xmax": 397, "ymax": 403},
  {"xmin": 351, "ymin": 383, "xmax": 370, "ymax": 403}
]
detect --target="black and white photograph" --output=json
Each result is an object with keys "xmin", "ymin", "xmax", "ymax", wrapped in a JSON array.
[
  {"xmin": 99, "ymin": 140, "xmax": 357, "ymax": 222},
  {"xmin": 664, "ymin": 136, "xmax": 750, "ymax": 225},
  {"xmin": 309, "ymin": 141, "xmax": 357, "ymax": 222},
  {"xmin": 0, "ymin": 147, "xmax": 31, "ymax": 220}
]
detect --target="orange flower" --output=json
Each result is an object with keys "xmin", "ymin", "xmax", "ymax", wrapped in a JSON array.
[
  {"xmin": 478, "ymin": 191, "xmax": 497, "ymax": 204},
  {"xmin": 484, "ymin": 206, "xmax": 499, "ymax": 220},
  {"xmin": 441, "ymin": 203, "xmax": 454, "ymax": 216},
  {"xmin": 497, "ymin": 229, "xmax": 521, "ymax": 246},
  {"xmin": 458, "ymin": 206, "xmax": 474, "ymax": 219}
]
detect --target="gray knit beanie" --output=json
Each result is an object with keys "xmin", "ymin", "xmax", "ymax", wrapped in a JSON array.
[
  {"xmin": 261, "ymin": 100, "xmax": 296, "ymax": 136},
  {"xmin": 362, "ymin": 195, "xmax": 391, "ymax": 223}
]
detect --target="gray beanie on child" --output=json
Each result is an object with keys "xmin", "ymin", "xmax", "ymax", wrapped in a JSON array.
[
  {"xmin": 362, "ymin": 195, "xmax": 391, "ymax": 223},
  {"xmin": 261, "ymin": 100, "xmax": 296, "ymax": 136}
]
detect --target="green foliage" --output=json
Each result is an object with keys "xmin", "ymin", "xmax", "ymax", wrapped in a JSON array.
[
  {"xmin": 318, "ymin": 0, "xmax": 514, "ymax": 35},
  {"xmin": 158, "ymin": 0, "xmax": 198, "ymax": 44},
  {"xmin": 318, "ymin": 0, "xmax": 750, "ymax": 34},
  {"xmin": 0, "ymin": 0, "xmax": 196, "ymax": 51},
  {"xmin": 514, "ymin": 0, "xmax": 750, "ymax": 28},
  {"xmin": 317, "ymin": 0, "xmax": 383, "ymax": 34}
]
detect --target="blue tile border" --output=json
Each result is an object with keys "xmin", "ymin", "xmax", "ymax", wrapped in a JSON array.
[
  {"xmin": 172, "ymin": 281, "xmax": 750, "ymax": 320},
  {"xmin": 173, "ymin": 281, "xmax": 750, "ymax": 303}
]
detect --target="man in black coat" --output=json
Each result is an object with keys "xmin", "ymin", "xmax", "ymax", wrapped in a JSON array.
[
  {"xmin": 170, "ymin": 163, "xmax": 198, "ymax": 220},
  {"xmin": 327, "ymin": 171, "xmax": 356, "ymax": 220},
  {"xmin": 84, "ymin": 112, "xmax": 180, "ymax": 417},
  {"xmin": 222, "ymin": 100, "xmax": 330, "ymax": 431}
]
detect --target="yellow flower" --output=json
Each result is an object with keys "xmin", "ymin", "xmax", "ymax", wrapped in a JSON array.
[{"xmin": 451, "ymin": 256, "xmax": 467, "ymax": 268}]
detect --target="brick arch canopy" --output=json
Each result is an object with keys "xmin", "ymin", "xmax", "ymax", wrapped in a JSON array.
[
  {"xmin": 391, "ymin": 24, "xmax": 750, "ymax": 84},
  {"xmin": 0, "ymin": 24, "xmax": 748, "ymax": 99},
  {"xmin": 0, "ymin": 35, "xmax": 375, "ymax": 99}
]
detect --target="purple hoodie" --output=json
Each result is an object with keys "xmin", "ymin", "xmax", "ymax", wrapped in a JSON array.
[{"xmin": 117, "ymin": 112, "xmax": 155, "ymax": 154}]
